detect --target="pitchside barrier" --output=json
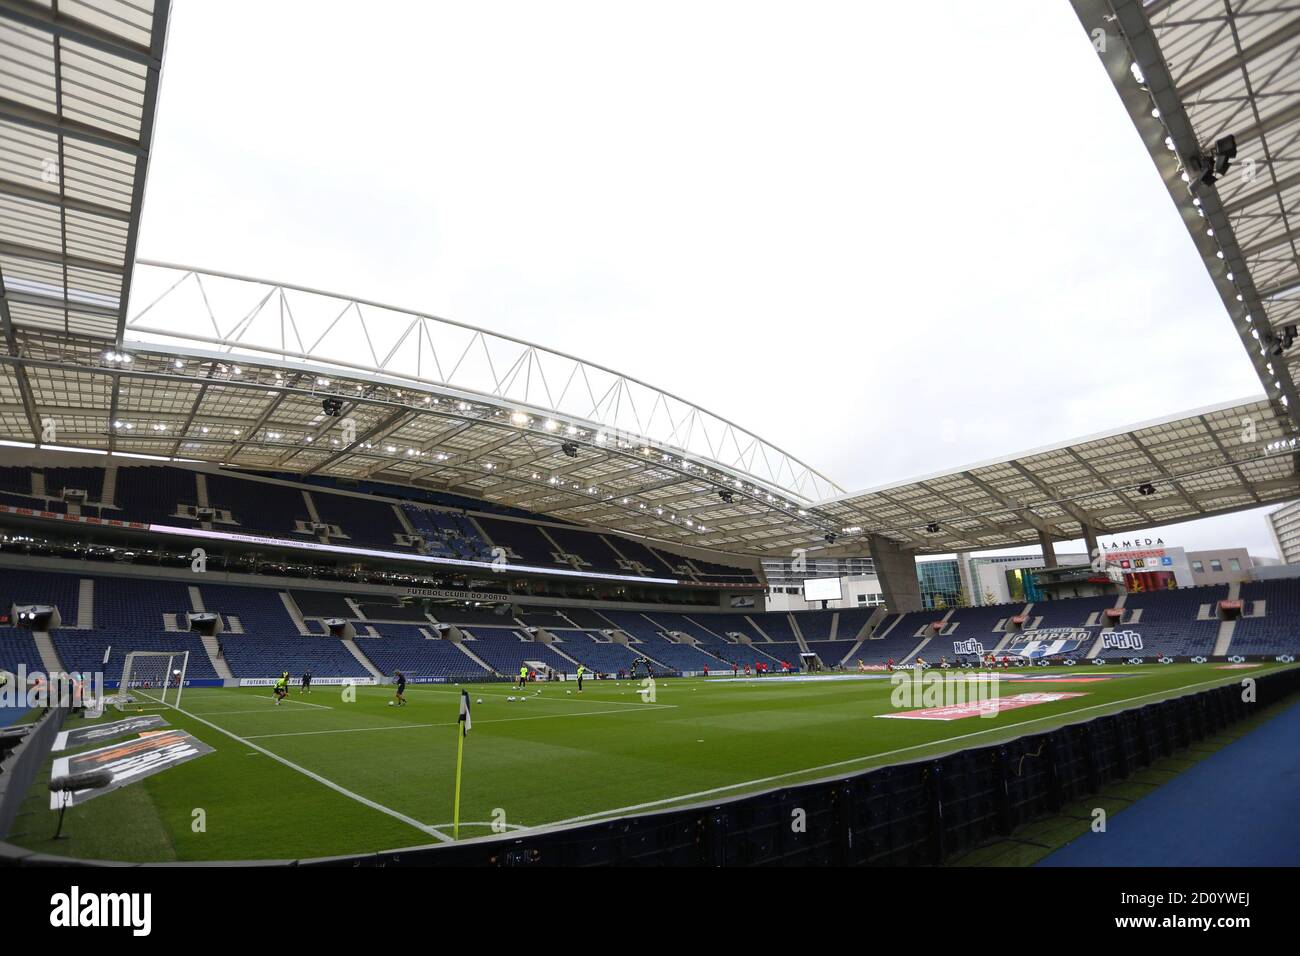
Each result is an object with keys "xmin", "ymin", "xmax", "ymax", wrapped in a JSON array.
[
  {"xmin": 0, "ymin": 707, "xmax": 67, "ymax": 840},
  {"xmin": 2, "ymin": 666, "xmax": 1298, "ymax": 867},
  {"xmin": 303, "ymin": 666, "xmax": 1296, "ymax": 866}
]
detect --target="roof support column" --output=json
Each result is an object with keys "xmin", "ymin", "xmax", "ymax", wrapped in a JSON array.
[
  {"xmin": 1038, "ymin": 529, "xmax": 1058, "ymax": 569},
  {"xmin": 1080, "ymin": 523, "xmax": 1099, "ymax": 562},
  {"xmin": 869, "ymin": 534, "xmax": 922, "ymax": 613}
]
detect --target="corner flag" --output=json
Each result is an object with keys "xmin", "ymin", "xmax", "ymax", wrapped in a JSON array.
[
  {"xmin": 453, "ymin": 690, "xmax": 471, "ymax": 838},
  {"xmin": 458, "ymin": 689, "xmax": 472, "ymax": 735}
]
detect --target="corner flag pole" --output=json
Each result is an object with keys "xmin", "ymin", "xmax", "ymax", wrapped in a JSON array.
[{"xmin": 453, "ymin": 689, "xmax": 471, "ymax": 839}]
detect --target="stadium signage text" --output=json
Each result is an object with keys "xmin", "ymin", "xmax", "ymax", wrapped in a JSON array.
[
  {"xmin": 404, "ymin": 587, "xmax": 509, "ymax": 602},
  {"xmin": 239, "ymin": 677, "xmax": 376, "ymax": 687},
  {"xmin": 1103, "ymin": 538, "xmax": 1165, "ymax": 549},
  {"xmin": 49, "ymin": 886, "xmax": 151, "ymax": 936},
  {"xmin": 1101, "ymin": 629, "xmax": 1144, "ymax": 651}
]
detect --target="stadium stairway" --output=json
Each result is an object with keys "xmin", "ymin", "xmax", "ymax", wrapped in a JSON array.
[
  {"xmin": 77, "ymin": 578, "xmax": 93, "ymax": 629},
  {"xmin": 453, "ymin": 640, "xmax": 496, "ymax": 675},
  {"xmin": 32, "ymin": 630, "xmax": 65, "ymax": 674},
  {"xmin": 1213, "ymin": 618, "xmax": 1237, "ymax": 656},
  {"xmin": 744, "ymin": 614, "xmax": 777, "ymax": 642},
  {"xmin": 849, "ymin": 606, "xmax": 889, "ymax": 646},
  {"xmin": 342, "ymin": 638, "xmax": 386, "ymax": 682},
  {"xmin": 539, "ymin": 638, "xmax": 585, "ymax": 671},
  {"xmin": 1085, "ymin": 592, "xmax": 1128, "ymax": 658},
  {"xmin": 100, "ymin": 462, "xmax": 117, "ymax": 507},
  {"xmin": 200, "ymin": 633, "xmax": 234, "ymax": 681},
  {"xmin": 788, "ymin": 616, "xmax": 810, "ymax": 653},
  {"xmin": 280, "ymin": 592, "xmax": 312, "ymax": 635},
  {"xmin": 1212, "ymin": 581, "xmax": 1239, "ymax": 655}
]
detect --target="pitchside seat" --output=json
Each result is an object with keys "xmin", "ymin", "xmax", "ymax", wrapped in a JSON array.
[
  {"xmin": 804, "ymin": 641, "xmax": 849, "ymax": 667},
  {"xmin": 357, "ymin": 630, "xmax": 488, "ymax": 681},
  {"xmin": 0, "ymin": 629, "xmax": 45, "ymax": 675},
  {"xmin": 51, "ymin": 630, "xmax": 219, "ymax": 681},
  {"xmin": 550, "ymin": 632, "xmax": 645, "ymax": 673},
  {"xmin": 458, "ymin": 627, "xmax": 574, "ymax": 675},
  {"xmin": 1230, "ymin": 580, "xmax": 1300, "ymax": 656},
  {"xmin": 217, "ymin": 635, "xmax": 368, "ymax": 679}
]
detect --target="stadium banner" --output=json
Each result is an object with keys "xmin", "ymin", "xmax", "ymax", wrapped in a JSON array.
[
  {"xmin": 238, "ymin": 677, "xmax": 377, "ymax": 687},
  {"xmin": 996, "ymin": 628, "xmax": 1090, "ymax": 659},
  {"xmin": 52, "ymin": 715, "xmax": 168, "ymax": 752},
  {"xmin": 144, "ymin": 521, "xmax": 681, "ymax": 586},
  {"xmin": 1100, "ymin": 629, "xmax": 1144, "ymax": 651},
  {"xmin": 0, "ymin": 504, "xmax": 150, "ymax": 530},
  {"xmin": 105, "ymin": 678, "xmax": 224, "ymax": 689},
  {"xmin": 404, "ymin": 587, "xmax": 509, "ymax": 602},
  {"xmin": 48, "ymin": 729, "xmax": 214, "ymax": 808},
  {"xmin": 407, "ymin": 676, "xmax": 450, "ymax": 683}
]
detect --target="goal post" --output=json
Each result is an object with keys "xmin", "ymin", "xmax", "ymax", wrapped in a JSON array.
[{"xmin": 117, "ymin": 651, "xmax": 190, "ymax": 711}]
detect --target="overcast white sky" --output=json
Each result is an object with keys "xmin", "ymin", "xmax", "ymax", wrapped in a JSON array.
[{"xmin": 133, "ymin": 0, "xmax": 1283, "ymax": 559}]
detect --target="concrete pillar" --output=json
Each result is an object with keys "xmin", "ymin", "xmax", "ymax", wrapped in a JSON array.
[
  {"xmin": 1081, "ymin": 523, "xmax": 1099, "ymax": 561},
  {"xmin": 956, "ymin": 551, "xmax": 976, "ymax": 606},
  {"xmin": 1038, "ymin": 529, "xmax": 1058, "ymax": 569},
  {"xmin": 868, "ymin": 534, "xmax": 922, "ymax": 612}
]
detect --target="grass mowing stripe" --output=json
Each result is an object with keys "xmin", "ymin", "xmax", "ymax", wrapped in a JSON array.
[
  {"xmin": 399, "ymin": 686, "xmax": 676, "ymax": 707},
  {"xmin": 243, "ymin": 704, "xmax": 677, "ymax": 740},
  {"xmin": 537, "ymin": 665, "xmax": 1286, "ymax": 829},
  {"xmin": 169, "ymin": 700, "xmax": 453, "ymax": 843}
]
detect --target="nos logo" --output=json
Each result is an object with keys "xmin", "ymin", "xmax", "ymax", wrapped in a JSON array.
[
  {"xmin": 952, "ymin": 639, "xmax": 984, "ymax": 656},
  {"xmin": 1101, "ymin": 629, "xmax": 1143, "ymax": 651}
]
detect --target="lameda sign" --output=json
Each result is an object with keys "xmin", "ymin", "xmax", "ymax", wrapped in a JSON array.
[{"xmin": 49, "ymin": 886, "xmax": 151, "ymax": 936}]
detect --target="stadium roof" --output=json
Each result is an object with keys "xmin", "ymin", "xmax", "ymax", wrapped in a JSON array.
[
  {"xmin": 0, "ymin": 0, "xmax": 168, "ymax": 342},
  {"xmin": 0, "ymin": 0, "xmax": 1296, "ymax": 562},
  {"xmin": 1069, "ymin": 0, "xmax": 1300, "ymax": 426},
  {"xmin": 3, "ymin": 262, "xmax": 1296, "ymax": 556},
  {"xmin": 815, "ymin": 396, "xmax": 1299, "ymax": 555},
  {"xmin": 0, "ymin": 0, "xmax": 168, "ymax": 455}
]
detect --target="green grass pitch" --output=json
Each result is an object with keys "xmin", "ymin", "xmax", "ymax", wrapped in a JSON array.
[{"xmin": 9, "ymin": 662, "xmax": 1293, "ymax": 862}]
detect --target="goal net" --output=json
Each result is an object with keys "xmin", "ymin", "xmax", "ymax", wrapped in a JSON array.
[{"xmin": 117, "ymin": 651, "xmax": 190, "ymax": 710}]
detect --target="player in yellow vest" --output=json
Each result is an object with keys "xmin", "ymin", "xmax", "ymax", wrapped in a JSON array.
[{"xmin": 576, "ymin": 664, "xmax": 585, "ymax": 693}]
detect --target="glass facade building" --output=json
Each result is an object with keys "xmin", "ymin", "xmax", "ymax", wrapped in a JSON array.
[{"xmin": 916, "ymin": 558, "xmax": 963, "ymax": 609}]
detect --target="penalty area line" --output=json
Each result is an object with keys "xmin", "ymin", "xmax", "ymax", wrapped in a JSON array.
[
  {"xmin": 243, "ymin": 703, "xmax": 676, "ymax": 740},
  {"xmin": 169, "ymin": 702, "xmax": 452, "ymax": 843}
]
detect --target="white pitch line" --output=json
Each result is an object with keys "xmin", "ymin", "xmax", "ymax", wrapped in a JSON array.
[
  {"xmin": 189, "ymin": 695, "xmax": 333, "ymax": 713},
  {"xmin": 536, "ymin": 667, "xmax": 1285, "ymax": 830},
  {"xmin": 243, "ymin": 704, "xmax": 676, "ymax": 740},
  {"xmin": 187, "ymin": 708, "xmax": 323, "ymax": 716},
  {"xmin": 169, "ymin": 702, "xmax": 452, "ymax": 843},
  {"xmin": 401, "ymin": 686, "xmax": 676, "ymax": 708}
]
